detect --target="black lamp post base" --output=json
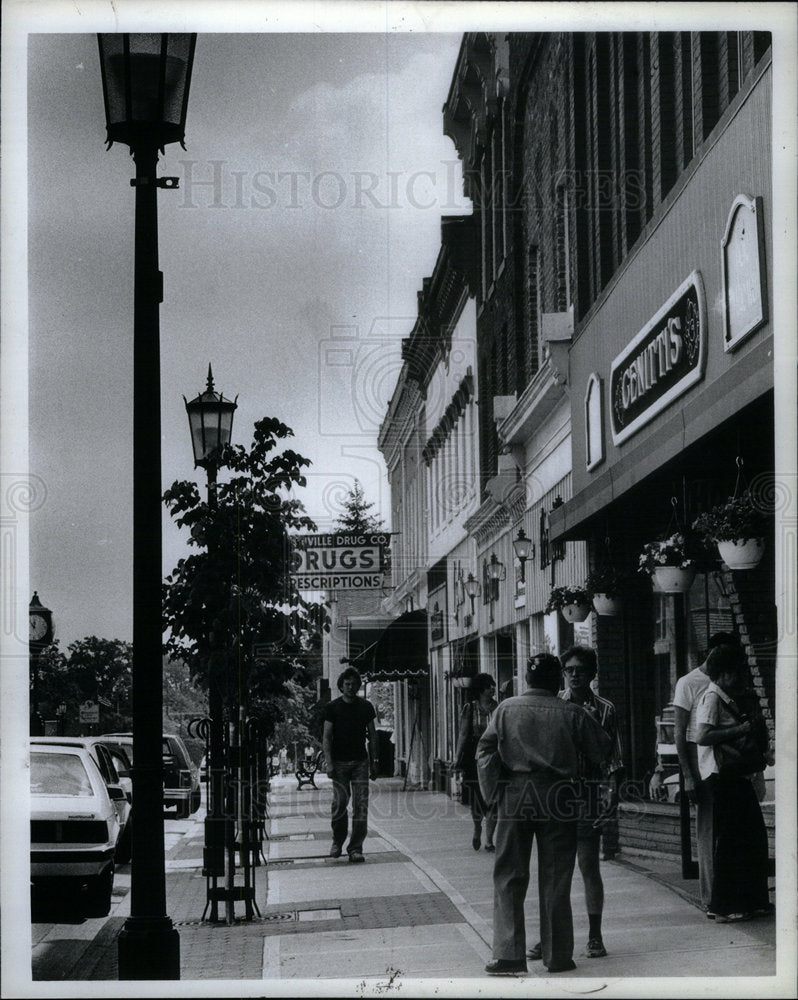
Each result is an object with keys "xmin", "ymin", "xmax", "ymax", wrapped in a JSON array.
[{"xmin": 118, "ymin": 917, "xmax": 180, "ymax": 980}]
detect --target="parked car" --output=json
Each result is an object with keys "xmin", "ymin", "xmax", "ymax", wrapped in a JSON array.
[
  {"xmin": 31, "ymin": 736, "xmax": 132, "ymax": 864},
  {"xmin": 101, "ymin": 732, "xmax": 201, "ymax": 819},
  {"xmin": 30, "ymin": 742, "xmax": 121, "ymax": 916}
]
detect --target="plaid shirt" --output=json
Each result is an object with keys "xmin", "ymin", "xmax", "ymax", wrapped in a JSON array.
[{"xmin": 559, "ymin": 688, "xmax": 624, "ymax": 780}]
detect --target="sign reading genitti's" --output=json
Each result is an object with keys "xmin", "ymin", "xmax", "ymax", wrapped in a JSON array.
[{"xmin": 610, "ymin": 271, "xmax": 706, "ymax": 445}]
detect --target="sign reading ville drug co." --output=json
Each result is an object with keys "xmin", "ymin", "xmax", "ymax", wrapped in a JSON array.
[
  {"xmin": 289, "ymin": 532, "xmax": 389, "ymax": 590},
  {"xmin": 610, "ymin": 271, "xmax": 706, "ymax": 446}
]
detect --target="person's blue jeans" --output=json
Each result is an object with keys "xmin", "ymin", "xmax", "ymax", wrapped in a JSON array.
[{"xmin": 331, "ymin": 759, "xmax": 370, "ymax": 855}]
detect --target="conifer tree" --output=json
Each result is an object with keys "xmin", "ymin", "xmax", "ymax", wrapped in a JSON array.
[{"xmin": 334, "ymin": 480, "xmax": 384, "ymax": 533}]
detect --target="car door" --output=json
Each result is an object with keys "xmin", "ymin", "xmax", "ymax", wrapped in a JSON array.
[{"xmin": 93, "ymin": 743, "xmax": 130, "ymax": 830}]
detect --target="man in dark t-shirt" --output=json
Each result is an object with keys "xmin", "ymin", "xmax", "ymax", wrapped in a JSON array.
[{"xmin": 322, "ymin": 666, "xmax": 378, "ymax": 863}]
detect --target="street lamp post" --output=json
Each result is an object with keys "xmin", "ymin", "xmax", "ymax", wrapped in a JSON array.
[
  {"xmin": 98, "ymin": 32, "xmax": 196, "ymax": 980},
  {"xmin": 184, "ymin": 365, "xmax": 237, "ymax": 922}
]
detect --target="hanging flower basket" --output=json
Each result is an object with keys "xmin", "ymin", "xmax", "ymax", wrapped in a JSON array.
[
  {"xmin": 716, "ymin": 537, "xmax": 766, "ymax": 570},
  {"xmin": 546, "ymin": 585, "xmax": 592, "ymax": 622},
  {"xmin": 639, "ymin": 533, "xmax": 698, "ymax": 594},
  {"xmin": 692, "ymin": 491, "xmax": 769, "ymax": 571},
  {"xmin": 652, "ymin": 565, "xmax": 697, "ymax": 593},
  {"xmin": 591, "ymin": 593, "xmax": 622, "ymax": 616},
  {"xmin": 561, "ymin": 601, "xmax": 592, "ymax": 622},
  {"xmin": 586, "ymin": 567, "xmax": 624, "ymax": 616}
]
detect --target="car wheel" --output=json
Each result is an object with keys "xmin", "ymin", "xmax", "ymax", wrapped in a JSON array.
[
  {"xmin": 84, "ymin": 865, "xmax": 114, "ymax": 918},
  {"xmin": 116, "ymin": 820, "xmax": 132, "ymax": 864}
]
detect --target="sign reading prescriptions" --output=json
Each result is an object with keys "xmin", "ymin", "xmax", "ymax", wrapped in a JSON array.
[{"xmin": 289, "ymin": 532, "xmax": 389, "ymax": 590}]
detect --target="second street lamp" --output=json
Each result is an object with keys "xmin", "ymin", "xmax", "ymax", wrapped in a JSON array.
[
  {"xmin": 184, "ymin": 365, "xmax": 237, "ymax": 922},
  {"xmin": 98, "ymin": 31, "xmax": 196, "ymax": 981}
]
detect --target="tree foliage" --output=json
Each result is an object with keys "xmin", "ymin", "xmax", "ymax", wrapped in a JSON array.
[
  {"xmin": 334, "ymin": 479, "xmax": 385, "ymax": 533},
  {"xmin": 162, "ymin": 416, "xmax": 329, "ymax": 732},
  {"xmin": 33, "ymin": 636, "xmax": 133, "ymax": 734}
]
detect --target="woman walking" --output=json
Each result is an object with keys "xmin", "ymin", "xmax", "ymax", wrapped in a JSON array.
[
  {"xmin": 695, "ymin": 644, "xmax": 773, "ymax": 923},
  {"xmin": 455, "ymin": 673, "xmax": 498, "ymax": 851}
]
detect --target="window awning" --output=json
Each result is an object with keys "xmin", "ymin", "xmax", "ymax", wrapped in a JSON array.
[{"xmin": 354, "ymin": 609, "xmax": 429, "ymax": 682}]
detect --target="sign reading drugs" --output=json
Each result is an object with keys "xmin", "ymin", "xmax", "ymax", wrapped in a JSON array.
[{"xmin": 290, "ymin": 532, "xmax": 389, "ymax": 590}]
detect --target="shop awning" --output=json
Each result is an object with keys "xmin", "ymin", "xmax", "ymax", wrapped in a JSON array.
[{"xmin": 356, "ymin": 609, "xmax": 429, "ymax": 682}]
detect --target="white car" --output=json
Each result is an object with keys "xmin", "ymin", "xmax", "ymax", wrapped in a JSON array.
[
  {"xmin": 30, "ymin": 742, "xmax": 121, "ymax": 916},
  {"xmin": 32, "ymin": 736, "xmax": 132, "ymax": 864}
]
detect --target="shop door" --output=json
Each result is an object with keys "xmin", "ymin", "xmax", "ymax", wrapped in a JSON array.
[{"xmin": 496, "ymin": 631, "xmax": 515, "ymax": 696}]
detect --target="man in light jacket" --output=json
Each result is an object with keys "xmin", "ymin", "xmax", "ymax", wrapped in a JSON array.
[{"xmin": 476, "ymin": 653, "xmax": 611, "ymax": 976}]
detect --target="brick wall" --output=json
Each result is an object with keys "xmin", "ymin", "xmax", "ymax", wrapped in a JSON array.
[{"xmin": 619, "ymin": 801, "xmax": 775, "ymax": 860}]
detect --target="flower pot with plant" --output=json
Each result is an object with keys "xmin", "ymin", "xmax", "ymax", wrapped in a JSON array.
[
  {"xmin": 586, "ymin": 567, "xmax": 624, "ymax": 616},
  {"xmin": 638, "ymin": 533, "xmax": 697, "ymax": 593},
  {"xmin": 692, "ymin": 490, "xmax": 768, "ymax": 570},
  {"xmin": 545, "ymin": 585, "xmax": 592, "ymax": 622}
]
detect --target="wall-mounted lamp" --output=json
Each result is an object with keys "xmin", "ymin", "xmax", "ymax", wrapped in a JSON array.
[
  {"xmin": 487, "ymin": 553, "xmax": 506, "ymax": 582},
  {"xmin": 512, "ymin": 528, "xmax": 534, "ymax": 583},
  {"xmin": 486, "ymin": 554, "xmax": 506, "ymax": 624},
  {"xmin": 464, "ymin": 573, "xmax": 480, "ymax": 615}
]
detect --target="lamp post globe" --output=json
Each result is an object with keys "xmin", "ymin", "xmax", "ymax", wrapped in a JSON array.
[
  {"xmin": 184, "ymin": 365, "xmax": 238, "ymax": 473},
  {"xmin": 98, "ymin": 31, "xmax": 196, "ymax": 981}
]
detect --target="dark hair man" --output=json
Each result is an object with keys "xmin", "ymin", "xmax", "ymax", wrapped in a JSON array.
[
  {"xmin": 476, "ymin": 652, "xmax": 611, "ymax": 976},
  {"xmin": 673, "ymin": 630, "xmax": 741, "ymax": 911},
  {"xmin": 322, "ymin": 667, "xmax": 378, "ymax": 863},
  {"xmin": 526, "ymin": 645, "xmax": 624, "ymax": 965}
]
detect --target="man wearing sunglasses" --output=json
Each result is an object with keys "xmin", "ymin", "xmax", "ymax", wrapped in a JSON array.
[{"xmin": 526, "ymin": 645, "xmax": 624, "ymax": 965}]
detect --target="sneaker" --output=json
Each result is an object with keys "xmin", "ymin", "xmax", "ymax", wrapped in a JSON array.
[
  {"xmin": 348, "ymin": 851, "xmax": 365, "ymax": 863},
  {"xmin": 714, "ymin": 912, "xmax": 751, "ymax": 924},
  {"xmin": 329, "ymin": 842, "xmax": 342, "ymax": 858},
  {"xmin": 472, "ymin": 836, "xmax": 481, "ymax": 851},
  {"xmin": 585, "ymin": 938, "xmax": 607, "ymax": 958},
  {"xmin": 526, "ymin": 942, "xmax": 543, "ymax": 961},
  {"xmin": 485, "ymin": 959, "xmax": 527, "ymax": 975},
  {"xmin": 484, "ymin": 843, "xmax": 495, "ymax": 852}
]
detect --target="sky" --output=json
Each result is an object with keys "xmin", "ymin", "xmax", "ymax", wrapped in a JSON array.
[{"xmin": 24, "ymin": 26, "xmax": 469, "ymax": 650}]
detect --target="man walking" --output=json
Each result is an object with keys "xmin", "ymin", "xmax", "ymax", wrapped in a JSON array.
[
  {"xmin": 526, "ymin": 645, "xmax": 624, "ymax": 963},
  {"xmin": 673, "ymin": 631, "xmax": 740, "ymax": 911},
  {"xmin": 322, "ymin": 666, "xmax": 378, "ymax": 863},
  {"xmin": 477, "ymin": 653, "xmax": 611, "ymax": 976}
]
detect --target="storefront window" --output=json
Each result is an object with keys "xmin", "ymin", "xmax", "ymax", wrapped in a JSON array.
[
  {"xmin": 651, "ymin": 572, "xmax": 735, "ymax": 713},
  {"xmin": 686, "ymin": 572, "xmax": 735, "ymax": 662}
]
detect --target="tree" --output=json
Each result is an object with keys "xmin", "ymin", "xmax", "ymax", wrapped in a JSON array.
[
  {"xmin": 34, "ymin": 636, "xmax": 133, "ymax": 734},
  {"xmin": 162, "ymin": 416, "xmax": 327, "ymax": 734},
  {"xmin": 162, "ymin": 657, "xmax": 208, "ymax": 740},
  {"xmin": 334, "ymin": 479, "xmax": 384, "ymax": 533}
]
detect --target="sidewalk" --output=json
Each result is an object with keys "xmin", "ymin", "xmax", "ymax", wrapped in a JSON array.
[{"xmin": 32, "ymin": 774, "xmax": 780, "ymax": 992}]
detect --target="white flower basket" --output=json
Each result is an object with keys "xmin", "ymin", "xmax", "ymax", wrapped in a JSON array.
[
  {"xmin": 561, "ymin": 602, "xmax": 591, "ymax": 623},
  {"xmin": 652, "ymin": 566, "xmax": 696, "ymax": 593},
  {"xmin": 592, "ymin": 593, "xmax": 622, "ymax": 616},
  {"xmin": 717, "ymin": 537, "xmax": 765, "ymax": 570}
]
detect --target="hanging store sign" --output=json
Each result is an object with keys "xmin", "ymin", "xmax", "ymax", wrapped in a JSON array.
[
  {"xmin": 609, "ymin": 271, "xmax": 706, "ymax": 446},
  {"xmin": 289, "ymin": 532, "xmax": 389, "ymax": 590}
]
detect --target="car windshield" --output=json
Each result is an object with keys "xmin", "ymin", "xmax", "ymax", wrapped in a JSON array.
[{"xmin": 31, "ymin": 752, "xmax": 95, "ymax": 797}]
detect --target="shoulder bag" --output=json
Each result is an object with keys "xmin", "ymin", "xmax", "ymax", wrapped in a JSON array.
[{"xmin": 713, "ymin": 695, "xmax": 769, "ymax": 778}]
